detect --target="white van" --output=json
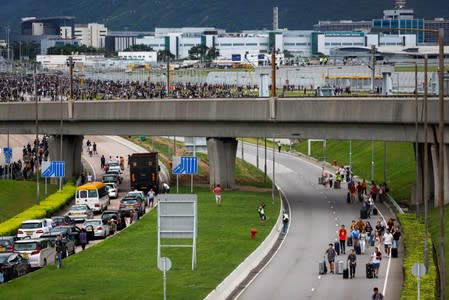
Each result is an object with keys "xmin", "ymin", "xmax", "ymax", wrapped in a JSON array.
[
  {"xmin": 14, "ymin": 238, "xmax": 56, "ymax": 268},
  {"xmin": 75, "ymin": 182, "xmax": 109, "ymax": 212}
]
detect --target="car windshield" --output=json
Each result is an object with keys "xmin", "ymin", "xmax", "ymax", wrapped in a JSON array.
[
  {"xmin": 84, "ymin": 220, "xmax": 101, "ymax": 226},
  {"xmin": 0, "ymin": 253, "xmax": 12, "ymax": 263},
  {"xmin": 103, "ymin": 175, "xmax": 117, "ymax": 181},
  {"xmin": 20, "ymin": 222, "xmax": 42, "ymax": 229},
  {"xmin": 122, "ymin": 199, "xmax": 137, "ymax": 205},
  {"xmin": 71, "ymin": 206, "xmax": 88, "ymax": 211},
  {"xmin": 14, "ymin": 242, "xmax": 38, "ymax": 251},
  {"xmin": 0, "ymin": 240, "xmax": 12, "ymax": 247},
  {"xmin": 78, "ymin": 190, "xmax": 98, "ymax": 198},
  {"xmin": 40, "ymin": 234, "xmax": 58, "ymax": 241}
]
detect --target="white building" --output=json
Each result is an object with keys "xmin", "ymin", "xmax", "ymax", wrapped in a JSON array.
[
  {"xmin": 75, "ymin": 23, "xmax": 108, "ymax": 48},
  {"xmin": 118, "ymin": 51, "xmax": 157, "ymax": 63}
]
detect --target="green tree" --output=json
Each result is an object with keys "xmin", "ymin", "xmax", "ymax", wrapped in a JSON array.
[
  {"xmin": 188, "ymin": 44, "xmax": 209, "ymax": 61},
  {"xmin": 206, "ymin": 47, "xmax": 219, "ymax": 61},
  {"xmin": 157, "ymin": 49, "xmax": 175, "ymax": 62}
]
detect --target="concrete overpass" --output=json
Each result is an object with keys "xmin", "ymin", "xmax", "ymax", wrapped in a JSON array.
[{"xmin": 1, "ymin": 96, "xmax": 449, "ymax": 205}]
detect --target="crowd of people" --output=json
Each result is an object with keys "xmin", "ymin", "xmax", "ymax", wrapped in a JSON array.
[{"xmin": 0, "ymin": 136, "xmax": 49, "ymax": 180}]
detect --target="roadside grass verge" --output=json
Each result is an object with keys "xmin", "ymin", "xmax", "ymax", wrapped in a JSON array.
[
  {"xmin": 0, "ymin": 187, "xmax": 280, "ymax": 299},
  {"xmin": 0, "ymin": 180, "xmax": 58, "ymax": 223},
  {"xmin": 398, "ymin": 214, "xmax": 437, "ymax": 299},
  {"xmin": 292, "ymin": 140, "xmax": 415, "ymax": 202},
  {"xmin": 429, "ymin": 205, "xmax": 449, "ymax": 295}
]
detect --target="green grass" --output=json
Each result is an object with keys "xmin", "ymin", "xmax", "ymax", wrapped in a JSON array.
[
  {"xmin": 429, "ymin": 205, "xmax": 449, "ymax": 295},
  {"xmin": 395, "ymin": 66, "xmax": 449, "ymax": 73},
  {"xmin": 293, "ymin": 140, "xmax": 415, "ymax": 202},
  {"xmin": 0, "ymin": 180, "xmax": 58, "ymax": 222},
  {"xmin": 398, "ymin": 214, "xmax": 438, "ymax": 299},
  {"xmin": 0, "ymin": 187, "xmax": 279, "ymax": 299}
]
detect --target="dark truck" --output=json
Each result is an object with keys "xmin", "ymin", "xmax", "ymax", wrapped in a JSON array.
[{"xmin": 129, "ymin": 153, "xmax": 160, "ymax": 193}]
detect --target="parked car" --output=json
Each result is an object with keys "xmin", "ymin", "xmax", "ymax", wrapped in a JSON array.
[
  {"xmin": 102, "ymin": 174, "xmax": 120, "ymax": 185},
  {"xmin": 13, "ymin": 238, "xmax": 56, "ymax": 268},
  {"xmin": 51, "ymin": 216, "xmax": 76, "ymax": 227},
  {"xmin": 105, "ymin": 169, "xmax": 123, "ymax": 183},
  {"xmin": 119, "ymin": 196, "xmax": 145, "ymax": 217},
  {"xmin": 105, "ymin": 182, "xmax": 119, "ymax": 199},
  {"xmin": 0, "ymin": 236, "xmax": 17, "ymax": 252},
  {"xmin": 52, "ymin": 225, "xmax": 82, "ymax": 246},
  {"xmin": 16, "ymin": 219, "xmax": 52, "ymax": 239},
  {"xmin": 0, "ymin": 252, "xmax": 31, "ymax": 282},
  {"xmin": 40, "ymin": 230, "xmax": 76, "ymax": 258},
  {"xmin": 82, "ymin": 219, "xmax": 110, "ymax": 239},
  {"xmin": 101, "ymin": 210, "xmax": 124, "ymax": 231},
  {"xmin": 67, "ymin": 204, "xmax": 94, "ymax": 222}
]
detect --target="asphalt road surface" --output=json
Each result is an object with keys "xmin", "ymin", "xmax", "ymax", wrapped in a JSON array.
[{"xmin": 236, "ymin": 142, "xmax": 403, "ymax": 300}]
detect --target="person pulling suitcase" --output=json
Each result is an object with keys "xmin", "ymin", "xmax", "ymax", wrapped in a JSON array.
[{"xmin": 347, "ymin": 249, "xmax": 357, "ymax": 278}]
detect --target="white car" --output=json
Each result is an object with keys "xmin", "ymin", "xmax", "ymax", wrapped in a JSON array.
[
  {"xmin": 13, "ymin": 238, "xmax": 56, "ymax": 268},
  {"xmin": 105, "ymin": 183, "xmax": 119, "ymax": 199},
  {"xmin": 82, "ymin": 219, "xmax": 110, "ymax": 239},
  {"xmin": 17, "ymin": 219, "xmax": 52, "ymax": 239},
  {"xmin": 67, "ymin": 204, "xmax": 94, "ymax": 222}
]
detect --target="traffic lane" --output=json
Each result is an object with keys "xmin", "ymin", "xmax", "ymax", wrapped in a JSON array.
[{"xmin": 237, "ymin": 143, "xmax": 397, "ymax": 299}]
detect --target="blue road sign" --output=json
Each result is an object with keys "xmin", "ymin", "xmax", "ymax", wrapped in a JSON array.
[
  {"xmin": 172, "ymin": 156, "xmax": 198, "ymax": 175},
  {"xmin": 3, "ymin": 147, "xmax": 12, "ymax": 165},
  {"xmin": 41, "ymin": 161, "xmax": 65, "ymax": 178}
]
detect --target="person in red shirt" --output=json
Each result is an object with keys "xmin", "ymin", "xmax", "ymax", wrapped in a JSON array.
[
  {"xmin": 339, "ymin": 224, "xmax": 347, "ymax": 254},
  {"xmin": 213, "ymin": 184, "xmax": 222, "ymax": 206}
]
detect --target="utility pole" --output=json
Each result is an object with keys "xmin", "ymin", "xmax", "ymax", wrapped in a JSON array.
[
  {"xmin": 271, "ymin": 48, "xmax": 276, "ymax": 97},
  {"xmin": 423, "ymin": 54, "xmax": 429, "ymax": 271},
  {"xmin": 415, "ymin": 61, "xmax": 419, "ymax": 218},
  {"xmin": 370, "ymin": 45, "xmax": 376, "ymax": 93},
  {"xmin": 437, "ymin": 27, "xmax": 445, "ymax": 300},
  {"xmin": 34, "ymin": 64, "xmax": 40, "ymax": 205},
  {"xmin": 166, "ymin": 54, "xmax": 170, "ymax": 97}
]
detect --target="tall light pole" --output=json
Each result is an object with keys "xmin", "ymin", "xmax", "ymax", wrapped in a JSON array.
[
  {"xmin": 415, "ymin": 61, "xmax": 419, "ymax": 218},
  {"xmin": 34, "ymin": 64, "xmax": 40, "ymax": 205},
  {"xmin": 437, "ymin": 27, "xmax": 445, "ymax": 300},
  {"xmin": 58, "ymin": 75, "xmax": 63, "ymax": 191},
  {"xmin": 423, "ymin": 54, "xmax": 429, "ymax": 270}
]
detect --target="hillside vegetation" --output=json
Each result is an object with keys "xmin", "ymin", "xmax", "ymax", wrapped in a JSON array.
[{"xmin": 0, "ymin": 0, "xmax": 448, "ymax": 33}]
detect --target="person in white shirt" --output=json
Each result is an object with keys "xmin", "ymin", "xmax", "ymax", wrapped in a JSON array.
[{"xmin": 383, "ymin": 229, "xmax": 393, "ymax": 258}]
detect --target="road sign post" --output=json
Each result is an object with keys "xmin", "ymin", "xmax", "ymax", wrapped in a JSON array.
[
  {"xmin": 412, "ymin": 263, "xmax": 426, "ymax": 300},
  {"xmin": 158, "ymin": 257, "xmax": 172, "ymax": 300}
]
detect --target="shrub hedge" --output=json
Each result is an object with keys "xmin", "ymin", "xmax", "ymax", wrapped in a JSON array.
[
  {"xmin": 398, "ymin": 214, "xmax": 437, "ymax": 299},
  {"xmin": 0, "ymin": 181, "xmax": 76, "ymax": 236}
]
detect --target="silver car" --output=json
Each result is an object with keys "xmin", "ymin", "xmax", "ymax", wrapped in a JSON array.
[
  {"xmin": 67, "ymin": 204, "xmax": 94, "ymax": 222},
  {"xmin": 82, "ymin": 219, "xmax": 110, "ymax": 239}
]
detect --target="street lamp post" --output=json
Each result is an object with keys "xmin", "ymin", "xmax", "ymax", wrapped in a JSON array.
[{"xmin": 34, "ymin": 64, "xmax": 40, "ymax": 205}]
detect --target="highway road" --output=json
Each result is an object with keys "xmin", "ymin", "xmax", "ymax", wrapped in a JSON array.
[{"xmin": 236, "ymin": 142, "xmax": 403, "ymax": 300}]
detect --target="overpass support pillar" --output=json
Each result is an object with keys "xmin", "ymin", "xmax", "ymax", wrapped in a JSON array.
[
  {"xmin": 430, "ymin": 143, "xmax": 449, "ymax": 207},
  {"xmin": 48, "ymin": 135, "xmax": 83, "ymax": 180},
  {"xmin": 207, "ymin": 137, "xmax": 237, "ymax": 189},
  {"xmin": 413, "ymin": 143, "xmax": 434, "ymax": 205}
]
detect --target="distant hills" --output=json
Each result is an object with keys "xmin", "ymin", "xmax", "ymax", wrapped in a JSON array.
[{"xmin": 1, "ymin": 0, "xmax": 448, "ymax": 34}]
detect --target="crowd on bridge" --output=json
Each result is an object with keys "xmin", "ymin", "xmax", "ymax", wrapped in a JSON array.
[{"xmin": 0, "ymin": 72, "xmax": 352, "ymax": 101}]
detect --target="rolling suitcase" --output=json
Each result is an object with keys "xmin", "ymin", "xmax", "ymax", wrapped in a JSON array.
[
  {"xmin": 343, "ymin": 261, "xmax": 349, "ymax": 279},
  {"xmin": 391, "ymin": 247, "xmax": 398, "ymax": 258},
  {"xmin": 318, "ymin": 177, "xmax": 323, "ymax": 185},
  {"xmin": 366, "ymin": 263, "xmax": 374, "ymax": 279},
  {"xmin": 336, "ymin": 260, "xmax": 344, "ymax": 274},
  {"xmin": 369, "ymin": 237, "xmax": 375, "ymax": 247},
  {"xmin": 347, "ymin": 236, "xmax": 353, "ymax": 247},
  {"xmin": 334, "ymin": 241, "xmax": 340, "ymax": 255},
  {"xmin": 355, "ymin": 244, "xmax": 361, "ymax": 255},
  {"xmin": 360, "ymin": 206, "xmax": 368, "ymax": 219},
  {"xmin": 373, "ymin": 208, "xmax": 378, "ymax": 215},
  {"xmin": 334, "ymin": 181, "xmax": 340, "ymax": 189},
  {"xmin": 346, "ymin": 192, "xmax": 351, "ymax": 203},
  {"xmin": 319, "ymin": 258, "xmax": 327, "ymax": 274}
]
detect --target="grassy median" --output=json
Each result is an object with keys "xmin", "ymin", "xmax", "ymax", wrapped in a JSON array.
[{"xmin": 0, "ymin": 186, "xmax": 279, "ymax": 299}]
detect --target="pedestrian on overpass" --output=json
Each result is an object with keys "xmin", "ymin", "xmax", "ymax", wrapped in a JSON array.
[{"xmin": 213, "ymin": 184, "xmax": 222, "ymax": 206}]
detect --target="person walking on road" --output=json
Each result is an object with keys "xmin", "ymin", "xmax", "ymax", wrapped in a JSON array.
[
  {"xmin": 79, "ymin": 228, "xmax": 88, "ymax": 251},
  {"xmin": 213, "ymin": 184, "xmax": 222, "ymax": 206},
  {"xmin": 372, "ymin": 287, "xmax": 384, "ymax": 300},
  {"xmin": 339, "ymin": 224, "xmax": 347, "ymax": 254},
  {"xmin": 282, "ymin": 211, "xmax": 289, "ymax": 234},
  {"xmin": 325, "ymin": 243, "xmax": 337, "ymax": 274},
  {"xmin": 347, "ymin": 248, "xmax": 357, "ymax": 278},
  {"xmin": 147, "ymin": 188, "xmax": 155, "ymax": 208},
  {"xmin": 370, "ymin": 247, "xmax": 382, "ymax": 278},
  {"xmin": 383, "ymin": 229, "xmax": 393, "ymax": 258}
]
